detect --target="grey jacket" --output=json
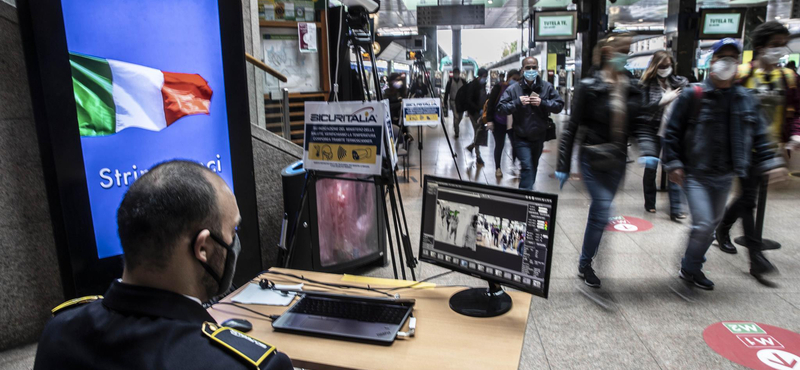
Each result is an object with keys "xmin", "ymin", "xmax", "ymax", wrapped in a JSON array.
[{"xmin": 497, "ymin": 78, "xmax": 564, "ymax": 141}]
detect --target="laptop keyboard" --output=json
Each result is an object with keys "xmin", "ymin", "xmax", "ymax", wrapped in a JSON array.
[{"xmin": 289, "ymin": 296, "xmax": 408, "ymax": 325}]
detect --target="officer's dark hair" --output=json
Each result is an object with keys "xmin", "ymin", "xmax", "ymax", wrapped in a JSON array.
[
  {"xmin": 751, "ymin": 21, "xmax": 789, "ymax": 57},
  {"xmin": 117, "ymin": 160, "xmax": 221, "ymax": 271}
]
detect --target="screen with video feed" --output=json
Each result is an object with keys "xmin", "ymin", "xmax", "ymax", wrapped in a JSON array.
[
  {"xmin": 418, "ymin": 176, "xmax": 556, "ymax": 298},
  {"xmin": 60, "ymin": 0, "xmax": 234, "ymax": 259}
]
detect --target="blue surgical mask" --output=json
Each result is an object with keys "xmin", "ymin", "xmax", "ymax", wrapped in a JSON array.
[
  {"xmin": 479, "ymin": 78, "xmax": 487, "ymax": 84},
  {"xmin": 524, "ymin": 69, "xmax": 538, "ymax": 82},
  {"xmin": 608, "ymin": 52, "xmax": 628, "ymax": 72}
]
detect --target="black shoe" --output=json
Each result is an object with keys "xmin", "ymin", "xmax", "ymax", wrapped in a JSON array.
[
  {"xmin": 679, "ymin": 268, "xmax": 714, "ymax": 290},
  {"xmin": 476, "ymin": 157, "xmax": 485, "ymax": 165},
  {"xmin": 750, "ymin": 251, "xmax": 777, "ymax": 277},
  {"xmin": 466, "ymin": 144, "xmax": 475, "ymax": 152},
  {"xmin": 578, "ymin": 266, "xmax": 601, "ymax": 288},
  {"xmin": 454, "ymin": 132, "xmax": 460, "ymax": 138},
  {"xmin": 715, "ymin": 226, "xmax": 737, "ymax": 254},
  {"xmin": 670, "ymin": 213, "xmax": 687, "ymax": 222}
]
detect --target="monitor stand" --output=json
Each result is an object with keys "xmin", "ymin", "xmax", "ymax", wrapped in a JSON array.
[{"xmin": 449, "ymin": 280, "xmax": 512, "ymax": 317}]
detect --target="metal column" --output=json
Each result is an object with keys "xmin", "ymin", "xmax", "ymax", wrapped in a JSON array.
[
  {"xmin": 666, "ymin": 0, "xmax": 697, "ymax": 80},
  {"xmin": 281, "ymin": 88, "xmax": 291, "ymax": 140},
  {"xmin": 452, "ymin": 27, "xmax": 462, "ymax": 71},
  {"xmin": 575, "ymin": 0, "xmax": 605, "ymax": 81}
]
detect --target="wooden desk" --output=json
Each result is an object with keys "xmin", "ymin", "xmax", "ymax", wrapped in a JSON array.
[{"xmin": 208, "ymin": 268, "xmax": 532, "ymax": 370}]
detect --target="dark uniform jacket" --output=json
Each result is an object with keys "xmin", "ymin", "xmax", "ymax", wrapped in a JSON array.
[
  {"xmin": 33, "ymin": 281, "xmax": 293, "ymax": 370},
  {"xmin": 497, "ymin": 78, "xmax": 564, "ymax": 142}
]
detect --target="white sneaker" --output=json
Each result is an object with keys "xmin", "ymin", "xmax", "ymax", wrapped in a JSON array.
[{"xmin": 495, "ymin": 168, "xmax": 503, "ymax": 177}]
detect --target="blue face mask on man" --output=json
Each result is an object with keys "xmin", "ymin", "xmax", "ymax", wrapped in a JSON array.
[
  {"xmin": 524, "ymin": 69, "xmax": 538, "ymax": 82},
  {"xmin": 479, "ymin": 77, "xmax": 487, "ymax": 85}
]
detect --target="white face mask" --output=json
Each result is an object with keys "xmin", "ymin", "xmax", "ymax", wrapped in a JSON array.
[
  {"xmin": 711, "ymin": 57, "xmax": 738, "ymax": 81},
  {"xmin": 657, "ymin": 67, "xmax": 672, "ymax": 78},
  {"xmin": 761, "ymin": 47, "xmax": 787, "ymax": 65}
]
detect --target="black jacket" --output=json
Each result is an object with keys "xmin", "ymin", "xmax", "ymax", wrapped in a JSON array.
[
  {"xmin": 497, "ymin": 78, "xmax": 564, "ymax": 141},
  {"xmin": 33, "ymin": 282, "xmax": 293, "ymax": 370},
  {"xmin": 663, "ymin": 79, "xmax": 784, "ymax": 177},
  {"xmin": 557, "ymin": 72, "xmax": 659, "ymax": 173},
  {"xmin": 465, "ymin": 78, "xmax": 487, "ymax": 115}
]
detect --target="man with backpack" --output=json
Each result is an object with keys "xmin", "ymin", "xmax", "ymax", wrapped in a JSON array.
[
  {"xmin": 663, "ymin": 38, "xmax": 786, "ymax": 290},
  {"xmin": 443, "ymin": 68, "xmax": 466, "ymax": 138},
  {"xmin": 497, "ymin": 58, "xmax": 564, "ymax": 190},
  {"xmin": 485, "ymin": 70, "xmax": 521, "ymax": 177},
  {"xmin": 713, "ymin": 21, "xmax": 800, "ymax": 278},
  {"xmin": 464, "ymin": 68, "xmax": 490, "ymax": 165}
]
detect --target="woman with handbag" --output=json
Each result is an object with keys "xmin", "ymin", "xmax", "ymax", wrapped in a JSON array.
[
  {"xmin": 555, "ymin": 33, "xmax": 660, "ymax": 288},
  {"xmin": 639, "ymin": 51, "xmax": 688, "ymax": 221}
]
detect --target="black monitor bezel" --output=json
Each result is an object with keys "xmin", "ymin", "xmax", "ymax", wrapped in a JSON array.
[
  {"xmin": 534, "ymin": 10, "xmax": 578, "ymax": 42},
  {"xmin": 418, "ymin": 175, "xmax": 556, "ymax": 299},
  {"xmin": 17, "ymin": 0, "xmax": 262, "ymax": 298},
  {"xmin": 698, "ymin": 7, "xmax": 747, "ymax": 40}
]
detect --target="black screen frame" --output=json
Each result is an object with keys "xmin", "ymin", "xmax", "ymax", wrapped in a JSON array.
[
  {"xmin": 418, "ymin": 175, "xmax": 557, "ymax": 299},
  {"xmin": 17, "ymin": 0, "xmax": 262, "ymax": 298},
  {"xmin": 698, "ymin": 7, "xmax": 747, "ymax": 40},
  {"xmin": 534, "ymin": 10, "xmax": 578, "ymax": 42}
]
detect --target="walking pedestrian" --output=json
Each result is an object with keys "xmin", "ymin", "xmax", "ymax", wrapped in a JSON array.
[
  {"xmin": 465, "ymin": 68, "xmax": 490, "ymax": 165},
  {"xmin": 556, "ymin": 33, "xmax": 659, "ymax": 288},
  {"xmin": 485, "ymin": 70, "xmax": 520, "ymax": 177},
  {"xmin": 443, "ymin": 68, "xmax": 466, "ymax": 138}
]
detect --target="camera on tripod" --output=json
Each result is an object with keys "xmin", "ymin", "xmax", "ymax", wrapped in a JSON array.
[{"xmin": 343, "ymin": 0, "xmax": 380, "ymax": 46}]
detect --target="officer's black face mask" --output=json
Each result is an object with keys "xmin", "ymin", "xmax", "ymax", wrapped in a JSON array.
[{"xmin": 192, "ymin": 231, "xmax": 241, "ymax": 299}]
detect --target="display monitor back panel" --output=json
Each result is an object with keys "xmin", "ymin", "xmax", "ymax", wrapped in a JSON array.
[
  {"xmin": 418, "ymin": 176, "xmax": 557, "ymax": 298},
  {"xmin": 18, "ymin": 0, "xmax": 260, "ymax": 297}
]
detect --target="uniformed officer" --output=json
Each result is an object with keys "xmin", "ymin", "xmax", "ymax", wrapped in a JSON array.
[{"xmin": 34, "ymin": 160, "xmax": 293, "ymax": 370}]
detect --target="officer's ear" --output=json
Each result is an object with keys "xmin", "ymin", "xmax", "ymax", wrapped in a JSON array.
[{"xmin": 192, "ymin": 230, "xmax": 213, "ymax": 263}]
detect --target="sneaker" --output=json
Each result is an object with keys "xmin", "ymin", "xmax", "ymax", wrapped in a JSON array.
[
  {"xmin": 578, "ymin": 266, "xmax": 601, "ymax": 288},
  {"xmin": 715, "ymin": 226, "xmax": 737, "ymax": 254},
  {"xmin": 679, "ymin": 268, "xmax": 714, "ymax": 290},
  {"xmin": 750, "ymin": 251, "xmax": 777, "ymax": 277},
  {"xmin": 466, "ymin": 144, "xmax": 475, "ymax": 152},
  {"xmin": 495, "ymin": 168, "xmax": 503, "ymax": 177}
]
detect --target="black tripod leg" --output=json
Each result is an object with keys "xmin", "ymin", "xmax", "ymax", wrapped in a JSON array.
[
  {"xmin": 418, "ymin": 126, "xmax": 423, "ymax": 187},
  {"xmin": 284, "ymin": 172, "xmax": 312, "ymax": 268},
  {"xmin": 380, "ymin": 184, "xmax": 399, "ymax": 279},
  {"xmin": 392, "ymin": 170, "xmax": 417, "ymax": 272},
  {"xmin": 417, "ymin": 61, "xmax": 462, "ymax": 180},
  {"xmin": 388, "ymin": 180, "xmax": 416, "ymax": 281},
  {"xmin": 734, "ymin": 176, "xmax": 781, "ymax": 250},
  {"xmin": 386, "ymin": 185, "xmax": 407, "ymax": 280}
]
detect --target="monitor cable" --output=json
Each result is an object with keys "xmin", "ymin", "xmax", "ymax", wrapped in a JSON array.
[{"xmin": 212, "ymin": 301, "xmax": 281, "ymax": 322}]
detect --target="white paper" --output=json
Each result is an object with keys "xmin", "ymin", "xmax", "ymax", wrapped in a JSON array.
[{"xmin": 231, "ymin": 283, "xmax": 302, "ymax": 306}]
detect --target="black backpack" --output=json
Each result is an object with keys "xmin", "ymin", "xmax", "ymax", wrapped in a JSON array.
[{"xmin": 455, "ymin": 82, "xmax": 469, "ymax": 113}]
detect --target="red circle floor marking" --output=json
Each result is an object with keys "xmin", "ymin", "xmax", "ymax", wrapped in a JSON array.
[
  {"xmin": 704, "ymin": 322, "xmax": 800, "ymax": 370},
  {"xmin": 604, "ymin": 216, "xmax": 654, "ymax": 232}
]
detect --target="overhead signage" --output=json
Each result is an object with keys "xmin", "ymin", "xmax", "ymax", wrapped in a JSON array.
[
  {"xmin": 402, "ymin": 98, "xmax": 441, "ymax": 127},
  {"xmin": 416, "ymin": 5, "xmax": 485, "ymax": 27},
  {"xmin": 704, "ymin": 322, "xmax": 800, "ymax": 370},
  {"xmin": 534, "ymin": 11, "xmax": 578, "ymax": 41},
  {"xmin": 303, "ymin": 101, "xmax": 384, "ymax": 175},
  {"xmin": 703, "ymin": 13, "xmax": 742, "ymax": 35}
]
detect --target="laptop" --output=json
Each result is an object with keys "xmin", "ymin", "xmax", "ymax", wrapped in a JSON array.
[{"xmin": 271, "ymin": 291, "xmax": 415, "ymax": 345}]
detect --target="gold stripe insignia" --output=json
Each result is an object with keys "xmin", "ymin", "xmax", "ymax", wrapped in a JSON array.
[
  {"xmin": 51, "ymin": 295, "xmax": 103, "ymax": 316},
  {"xmin": 201, "ymin": 322, "xmax": 277, "ymax": 368}
]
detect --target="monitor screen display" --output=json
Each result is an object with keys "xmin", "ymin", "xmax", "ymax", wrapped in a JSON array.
[
  {"xmin": 534, "ymin": 11, "xmax": 578, "ymax": 41},
  {"xmin": 699, "ymin": 8, "xmax": 746, "ymax": 39},
  {"xmin": 60, "ymin": 0, "xmax": 234, "ymax": 259},
  {"xmin": 418, "ymin": 176, "xmax": 556, "ymax": 298}
]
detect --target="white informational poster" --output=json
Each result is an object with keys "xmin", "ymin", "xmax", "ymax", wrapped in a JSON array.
[
  {"xmin": 303, "ymin": 101, "xmax": 385, "ymax": 175},
  {"xmin": 381, "ymin": 99, "xmax": 399, "ymax": 167},
  {"xmin": 297, "ymin": 22, "xmax": 317, "ymax": 53},
  {"xmin": 402, "ymin": 98, "xmax": 441, "ymax": 127}
]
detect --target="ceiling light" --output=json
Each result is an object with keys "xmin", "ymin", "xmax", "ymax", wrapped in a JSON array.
[
  {"xmin": 398, "ymin": 23, "xmax": 403, "ymax": 27},
  {"xmin": 638, "ymin": 19, "xmax": 643, "ymax": 22},
  {"xmin": 487, "ymin": 0, "xmax": 493, "ymax": 3},
  {"xmin": 776, "ymin": 16, "xmax": 782, "ymax": 20}
]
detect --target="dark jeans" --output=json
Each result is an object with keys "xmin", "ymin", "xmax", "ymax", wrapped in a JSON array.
[
  {"xmin": 718, "ymin": 170, "xmax": 761, "ymax": 250},
  {"xmin": 681, "ymin": 173, "xmax": 734, "ymax": 273},
  {"xmin": 513, "ymin": 136, "xmax": 544, "ymax": 190},
  {"xmin": 578, "ymin": 152, "xmax": 626, "ymax": 269},
  {"xmin": 643, "ymin": 138, "xmax": 683, "ymax": 214},
  {"xmin": 492, "ymin": 123, "xmax": 516, "ymax": 169}
]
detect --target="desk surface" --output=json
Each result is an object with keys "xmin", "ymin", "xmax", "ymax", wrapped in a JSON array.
[{"xmin": 208, "ymin": 268, "xmax": 532, "ymax": 370}]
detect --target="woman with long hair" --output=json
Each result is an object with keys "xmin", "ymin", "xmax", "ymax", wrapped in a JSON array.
[
  {"xmin": 556, "ymin": 33, "xmax": 659, "ymax": 288},
  {"xmin": 640, "ymin": 51, "xmax": 688, "ymax": 221}
]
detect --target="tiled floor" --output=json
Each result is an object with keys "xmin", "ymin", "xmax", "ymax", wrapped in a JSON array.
[
  {"xmin": 367, "ymin": 113, "xmax": 800, "ymax": 370},
  {"xmin": 4, "ymin": 115, "xmax": 799, "ymax": 370}
]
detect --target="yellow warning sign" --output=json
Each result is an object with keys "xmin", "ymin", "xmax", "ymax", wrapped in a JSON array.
[
  {"xmin": 405, "ymin": 114, "xmax": 440, "ymax": 122},
  {"xmin": 307, "ymin": 143, "xmax": 378, "ymax": 164}
]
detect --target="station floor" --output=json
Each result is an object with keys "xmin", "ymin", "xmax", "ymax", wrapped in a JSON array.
[{"xmin": 3, "ymin": 115, "xmax": 799, "ymax": 370}]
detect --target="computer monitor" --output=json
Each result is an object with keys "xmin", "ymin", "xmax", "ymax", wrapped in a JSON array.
[{"xmin": 418, "ymin": 175, "xmax": 557, "ymax": 317}]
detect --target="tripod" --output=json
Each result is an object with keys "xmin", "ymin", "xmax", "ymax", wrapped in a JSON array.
[{"xmin": 408, "ymin": 54, "xmax": 462, "ymax": 186}]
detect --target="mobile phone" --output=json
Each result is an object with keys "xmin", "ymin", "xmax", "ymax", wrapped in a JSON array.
[{"xmin": 529, "ymin": 91, "xmax": 539, "ymax": 98}]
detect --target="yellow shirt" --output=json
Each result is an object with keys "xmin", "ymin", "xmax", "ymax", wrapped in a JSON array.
[{"xmin": 738, "ymin": 64, "xmax": 796, "ymax": 142}]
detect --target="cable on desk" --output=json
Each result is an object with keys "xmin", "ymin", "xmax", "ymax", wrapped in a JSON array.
[
  {"xmin": 263, "ymin": 270, "xmax": 396, "ymax": 298},
  {"xmin": 212, "ymin": 302, "xmax": 281, "ymax": 322},
  {"xmin": 384, "ymin": 271, "xmax": 454, "ymax": 292}
]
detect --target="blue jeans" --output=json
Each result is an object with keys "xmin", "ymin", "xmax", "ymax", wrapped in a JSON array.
[
  {"xmin": 642, "ymin": 138, "xmax": 683, "ymax": 214},
  {"xmin": 513, "ymin": 137, "xmax": 544, "ymax": 190},
  {"xmin": 681, "ymin": 173, "xmax": 734, "ymax": 273},
  {"xmin": 578, "ymin": 152, "xmax": 626, "ymax": 269}
]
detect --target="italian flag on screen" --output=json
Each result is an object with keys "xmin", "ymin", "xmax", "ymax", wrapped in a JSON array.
[{"xmin": 69, "ymin": 52, "xmax": 213, "ymax": 137}]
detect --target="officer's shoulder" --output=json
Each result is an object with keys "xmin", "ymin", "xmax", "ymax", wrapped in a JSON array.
[
  {"xmin": 201, "ymin": 321, "xmax": 291, "ymax": 369},
  {"xmin": 51, "ymin": 295, "xmax": 103, "ymax": 317}
]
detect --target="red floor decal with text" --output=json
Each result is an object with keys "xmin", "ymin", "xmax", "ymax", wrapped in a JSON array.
[
  {"xmin": 705, "ymin": 322, "xmax": 800, "ymax": 369},
  {"xmin": 604, "ymin": 216, "xmax": 653, "ymax": 232}
]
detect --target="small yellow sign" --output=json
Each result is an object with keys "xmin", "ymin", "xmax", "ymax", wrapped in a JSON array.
[
  {"xmin": 405, "ymin": 114, "xmax": 440, "ymax": 122},
  {"xmin": 308, "ymin": 143, "xmax": 377, "ymax": 164}
]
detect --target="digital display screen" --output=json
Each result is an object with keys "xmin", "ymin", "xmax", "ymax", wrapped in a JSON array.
[
  {"xmin": 419, "ymin": 176, "xmax": 556, "ymax": 298},
  {"xmin": 60, "ymin": 0, "xmax": 234, "ymax": 259},
  {"xmin": 699, "ymin": 8, "xmax": 746, "ymax": 39},
  {"xmin": 534, "ymin": 11, "xmax": 577, "ymax": 41}
]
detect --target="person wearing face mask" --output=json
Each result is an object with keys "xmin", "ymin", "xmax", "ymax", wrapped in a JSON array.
[
  {"xmin": 444, "ymin": 68, "xmax": 467, "ymax": 138},
  {"xmin": 713, "ymin": 22, "xmax": 800, "ymax": 275},
  {"xmin": 639, "ymin": 51, "xmax": 689, "ymax": 220},
  {"xmin": 498, "ymin": 57, "xmax": 564, "ymax": 189},
  {"xmin": 465, "ymin": 68, "xmax": 491, "ymax": 164},
  {"xmin": 409, "ymin": 75, "xmax": 429, "ymax": 98},
  {"xmin": 664, "ymin": 38, "xmax": 786, "ymax": 290},
  {"xmin": 33, "ymin": 161, "xmax": 293, "ymax": 370},
  {"xmin": 485, "ymin": 70, "xmax": 521, "ymax": 177},
  {"xmin": 556, "ymin": 33, "xmax": 658, "ymax": 288}
]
